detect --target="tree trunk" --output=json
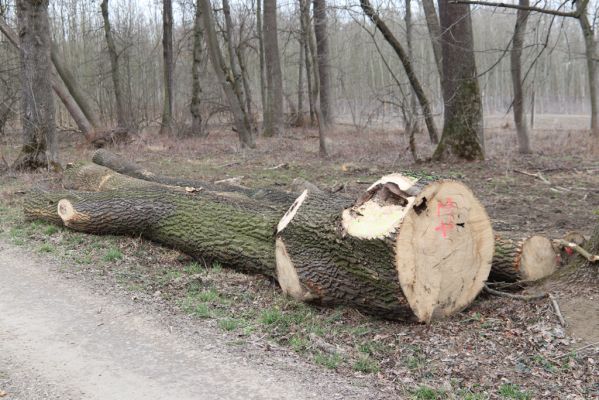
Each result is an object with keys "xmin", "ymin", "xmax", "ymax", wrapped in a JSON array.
[
  {"xmin": 190, "ymin": 1, "xmax": 205, "ymax": 137},
  {"xmin": 360, "ymin": 0, "xmax": 439, "ymax": 145},
  {"xmin": 432, "ymin": 1, "xmax": 484, "ymax": 161},
  {"xmin": 0, "ymin": 17, "xmax": 94, "ymax": 137},
  {"xmin": 312, "ymin": 0, "xmax": 332, "ymax": 126},
  {"xmin": 100, "ymin": 0, "xmax": 128, "ymax": 129},
  {"xmin": 576, "ymin": 0, "xmax": 599, "ymax": 155},
  {"xmin": 51, "ymin": 70, "xmax": 94, "ymax": 138},
  {"xmin": 256, "ymin": 0, "xmax": 266, "ymax": 132},
  {"xmin": 262, "ymin": 0, "xmax": 284, "ymax": 137},
  {"xmin": 490, "ymin": 235, "xmax": 557, "ymax": 283},
  {"xmin": 12, "ymin": 0, "xmax": 58, "ymax": 171},
  {"xmin": 50, "ymin": 43, "xmax": 100, "ymax": 129},
  {"xmin": 404, "ymin": 0, "xmax": 419, "ymax": 162},
  {"xmin": 160, "ymin": 0, "xmax": 174, "ymax": 135},
  {"xmin": 222, "ymin": 0, "xmax": 248, "ymax": 118},
  {"xmin": 296, "ymin": 29, "xmax": 305, "ymax": 127},
  {"xmin": 26, "ymin": 170, "xmax": 494, "ymax": 322},
  {"xmin": 198, "ymin": 0, "xmax": 254, "ymax": 148},
  {"xmin": 421, "ymin": 0, "xmax": 443, "ymax": 83},
  {"xmin": 510, "ymin": 0, "xmax": 531, "ymax": 154},
  {"xmin": 300, "ymin": 0, "xmax": 316, "ymax": 125}
]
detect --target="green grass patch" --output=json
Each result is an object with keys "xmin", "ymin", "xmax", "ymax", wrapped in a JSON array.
[
  {"xmin": 103, "ymin": 247, "xmax": 123, "ymax": 262},
  {"xmin": 218, "ymin": 318, "xmax": 240, "ymax": 331},
  {"xmin": 498, "ymin": 384, "xmax": 531, "ymax": 400},
  {"xmin": 44, "ymin": 225, "xmax": 59, "ymax": 235},
  {"xmin": 313, "ymin": 352, "xmax": 342, "ymax": 369},
  {"xmin": 352, "ymin": 356, "xmax": 380, "ymax": 373},
  {"xmin": 411, "ymin": 386, "xmax": 447, "ymax": 400},
  {"xmin": 38, "ymin": 243, "xmax": 55, "ymax": 253}
]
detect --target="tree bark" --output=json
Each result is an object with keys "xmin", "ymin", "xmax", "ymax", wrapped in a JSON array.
[
  {"xmin": 198, "ymin": 0, "xmax": 254, "ymax": 148},
  {"xmin": 576, "ymin": 0, "xmax": 599, "ymax": 155},
  {"xmin": 421, "ymin": 0, "xmax": 443, "ymax": 83},
  {"xmin": 51, "ymin": 70, "xmax": 94, "ymax": 138},
  {"xmin": 300, "ymin": 0, "xmax": 316, "ymax": 125},
  {"xmin": 262, "ymin": 0, "xmax": 284, "ymax": 137},
  {"xmin": 256, "ymin": 0, "xmax": 266, "ymax": 132},
  {"xmin": 312, "ymin": 0, "xmax": 332, "ymax": 126},
  {"xmin": 404, "ymin": 0, "xmax": 419, "ymax": 162},
  {"xmin": 160, "ymin": 0, "xmax": 174, "ymax": 135},
  {"xmin": 100, "ymin": 0, "xmax": 128, "ymax": 129},
  {"xmin": 50, "ymin": 44, "xmax": 100, "ymax": 129},
  {"xmin": 433, "ymin": 1, "xmax": 485, "ymax": 161},
  {"xmin": 360, "ymin": 0, "xmax": 439, "ymax": 145},
  {"xmin": 190, "ymin": 1, "xmax": 205, "ymax": 137},
  {"xmin": 12, "ymin": 0, "xmax": 58, "ymax": 171},
  {"xmin": 222, "ymin": 0, "xmax": 248, "ymax": 119},
  {"xmin": 511, "ymin": 0, "xmax": 531, "ymax": 154}
]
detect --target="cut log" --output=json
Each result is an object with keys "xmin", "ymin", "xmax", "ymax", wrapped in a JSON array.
[
  {"xmin": 23, "ymin": 189, "xmax": 65, "ymax": 226},
  {"xmin": 29, "ymin": 161, "xmax": 495, "ymax": 321},
  {"xmin": 276, "ymin": 174, "xmax": 494, "ymax": 322},
  {"xmin": 489, "ymin": 235, "xmax": 558, "ymax": 283}
]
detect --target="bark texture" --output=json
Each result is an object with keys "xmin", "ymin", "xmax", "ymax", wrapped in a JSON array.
[
  {"xmin": 262, "ymin": 0, "xmax": 284, "ymax": 137},
  {"xmin": 312, "ymin": 0, "xmax": 332, "ymax": 126},
  {"xmin": 100, "ymin": 0, "xmax": 128, "ymax": 129},
  {"xmin": 433, "ymin": 1, "xmax": 484, "ymax": 161},
  {"xmin": 510, "ymin": 0, "xmax": 531, "ymax": 154},
  {"xmin": 190, "ymin": 1, "xmax": 205, "ymax": 137},
  {"xmin": 421, "ymin": 0, "xmax": 443, "ymax": 82},
  {"xmin": 160, "ymin": 0, "xmax": 174, "ymax": 135},
  {"xmin": 13, "ymin": 0, "xmax": 58, "ymax": 171}
]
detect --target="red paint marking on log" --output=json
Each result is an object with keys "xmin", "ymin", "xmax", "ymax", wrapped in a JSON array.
[
  {"xmin": 435, "ymin": 198, "xmax": 457, "ymax": 239},
  {"xmin": 564, "ymin": 247, "xmax": 574, "ymax": 256}
]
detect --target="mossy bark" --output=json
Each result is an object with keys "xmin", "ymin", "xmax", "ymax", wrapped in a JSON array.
[
  {"xmin": 277, "ymin": 190, "xmax": 412, "ymax": 319},
  {"xmin": 433, "ymin": 2, "xmax": 484, "ymax": 161}
]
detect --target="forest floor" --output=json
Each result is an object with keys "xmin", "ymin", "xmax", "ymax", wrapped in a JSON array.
[{"xmin": 0, "ymin": 121, "xmax": 598, "ymax": 399}]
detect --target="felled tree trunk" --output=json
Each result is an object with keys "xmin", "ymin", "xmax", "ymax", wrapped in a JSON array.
[
  {"xmin": 276, "ymin": 174, "xmax": 494, "ymax": 322},
  {"xmin": 489, "ymin": 235, "xmax": 558, "ymax": 283},
  {"xmin": 27, "ymin": 166, "xmax": 494, "ymax": 322}
]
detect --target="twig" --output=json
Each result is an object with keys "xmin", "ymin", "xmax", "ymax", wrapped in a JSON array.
[
  {"xmin": 548, "ymin": 294, "xmax": 567, "ymax": 327},
  {"xmin": 550, "ymin": 341, "xmax": 599, "ymax": 361},
  {"xmin": 449, "ymin": 0, "xmax": 580, "ymax": 18},
  {"xmin": 484, "ymin": 284, "xmax": 547, "ymax": 300},
  {"xmin": 214, "ymin": 176, "xmax": 244, "ymax": 185},
  {"xmin": 514, "ymin": 169, "xmax": 551, "ymax": 184},
  {"xmin": 264, "ymin": 163, "xmax": 288, "ymax": 170},
  {"xmin": 218, "ymin": 161, "xmax": 241, "ymax": 168},
  {"xmin": 553, "ymin": 239, "xmax": 599, "ymax": 262}
]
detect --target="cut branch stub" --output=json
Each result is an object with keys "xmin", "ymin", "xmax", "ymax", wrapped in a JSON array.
[{"xmin": 276, "ymin": 174, "xmax": 494, "ymax": 322}]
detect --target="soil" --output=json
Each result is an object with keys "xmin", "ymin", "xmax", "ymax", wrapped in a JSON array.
[{"xmin": 0, "ymin": 124, "xmax": 597, "ymax": 398}]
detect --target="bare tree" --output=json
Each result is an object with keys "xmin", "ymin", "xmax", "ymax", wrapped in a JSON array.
[
  {"xmin": 12, "ymin": 0, "xmax": 58, "ymax": 170},
  {"xmin": 511, "ymin": 0, "xmax": 531, "ymax": 154},
  {"xmin": 421, "ymin": 0, "xmax": 443, "ymax": 81},
  {"xmin": 101, "ymin": 0, "xmax": 128, "ymax": 128},
  {"xmin": 262, "ymin": 0, "xmax": 284, "ymax": 137},
  {"xmin": 300, "ymin": 0, "xmax": 316, "ymax": 125},
  {"xmin": 360, "ymin": 0, "xmax": 439, "ymax": 144},
  {"xmin": 161, "ymin": 0, "xmax": 174, "ymax": 134},
  {"xmin": 190, "ymin": 0, "xmax": 204, "ymax": 137},
  {"xmin": 313, "ymin": 0, "xmax": 332, "ymax": 125},
  {"xmin": 256, "ymin": 0, "xmax": 266, "ymax": 128},
  {"xmin": 404, "ymin": 0, "xmax": 419, "ymax": 161},
  {"xmin": 576, "ymin": 0, "xmax": 599, "ymax": 154},
  {"xmin": 198, "ymin": 0, "xmax": 254, "ymax": 147},
  {"xmin": 433, "ymin": 1, "xmax": 484, "ymax": 161}
]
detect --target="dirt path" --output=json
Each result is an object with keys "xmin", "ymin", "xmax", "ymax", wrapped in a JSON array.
[{"xmin": 0, "ymin": 242, "xmax": 374, "ymax": 400}]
